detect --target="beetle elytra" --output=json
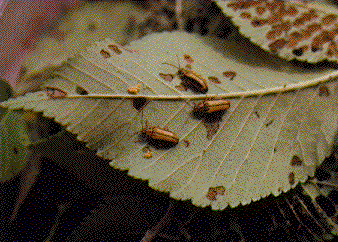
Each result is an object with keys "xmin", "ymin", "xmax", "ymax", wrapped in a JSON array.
[
  {"xmin": 194, "ymin": 99, "xmax": 230, "ymax": 114},
  {"xmin": 141, "ymin": 127, "xmax": 179, "ymax": 146},
  {"xmin": 162, "ymin": 56, "xmax": 208, "ymax": 94}
]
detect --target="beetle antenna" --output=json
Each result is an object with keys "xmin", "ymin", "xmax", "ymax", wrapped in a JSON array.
[
  {"xmin": 176, "ymin": 54, "xmax": 181, "ymax": 69},
  {"xmin": 162, "ymin": 62, "xmax": 179, "ymax": 70}
]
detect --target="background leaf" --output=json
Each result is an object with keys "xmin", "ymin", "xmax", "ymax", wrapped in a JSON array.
[
  {"xmin": 0, "ymin": 110, "xmax": 30, "ymax": 182},
  {"xmin": 216, "ymin": 0, "xmax": 338, "ymax": 63},
  {"xmin": 2, "ymin": 31, "xmax": 338, "ymax": 209}
]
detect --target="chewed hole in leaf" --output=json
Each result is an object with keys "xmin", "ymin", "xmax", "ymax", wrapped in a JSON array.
[
  {"xmin": 76, "ymin": 86, "xmax": 88, "ymax": 95},
  {"xmin": 100, "ymin": 49, "xmax": 111, "ymax": 58},
  {"xmin": 159, "ymin": 73, "xmax": 174, "ymax": 82},
  {"xmin": 132, "ymin": 98, "xmax": 149, "ymax": 111},
  {"xmin": 292, "ymin": 46, "xmax": 309, "ymax": 57},
  {"xmin": 46, "ymin": 87, "xmax": 67, "ymax": 99},
  {"xmin": 108, "ymin": 44, "xmax": 122, "ymax": 55}
]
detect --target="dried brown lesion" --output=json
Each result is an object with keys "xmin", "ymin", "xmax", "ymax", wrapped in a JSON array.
[
  {"xmin": 108, "ymin": 44, "xmax": 122, "ymax": 55},
  {"xmin": 100, "ymin": 49, "xmax": 111, "ymax": 58},
  {"xmin": 206, "ymin": 186, "xmax": 225, "ymax": 201},
  {"xmin": 208, "ymin": 76, "xmax": 221, "ymax": 84}
]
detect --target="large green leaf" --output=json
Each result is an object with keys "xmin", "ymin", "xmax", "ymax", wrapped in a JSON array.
[{"xmin": 1, "ymin": 32, "xmax": 338, "ymax": 209}]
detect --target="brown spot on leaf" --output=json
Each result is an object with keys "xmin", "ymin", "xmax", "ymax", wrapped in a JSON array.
[
  {"xmin": 108, "ymin": 45, "xmax": 122, "ymax": 55},
  {"xmin": 251, "ymin": 18, "xmax": 268, "ymax": 27},
  {"xmin": 319, "ymin": 85, "xmax": 330, "ymax": 97},
  {"xmin": 289, "ymin": 172, "xmax": 295, "ymax": 185},
  {"xmin": 100, "ymin": 49, "xmax": 111, "ymax": 58},
  {"xmin": 132, "ymin": 97, "xmax": 149, "ymax": 111},
  {"xmin": 208, "ymin": 76, "xmax": 221, "ymax": 84},
  {"xmin": 269, "ymin": 38, "xmax": 287, "ymax": 52},
  {"xmin": 301, "ymin": 29, "xmax": 312, "ymax": 40},
  {"xmin": 183, "ymin": 139, "xmax": 190, "ymax": 147},
  {"xmin": 268, "ymin": 13, "xmax": 283, "ymax": 25},
  {"xmin": 184, "ymin": 54, "xmax": 194, "ymax": 64},
  {"xmin": 302, "ymin": 10, "xmax": 318, "ymax": 22},
  {"xmin": 280, "ymin": 21, "xmax": 292, "ymax": 32},
  {"xmin": 254, "ymin": 111, "xmax": 260, "ymax": 118},
  {"xmin": 286, "ymin": 32, "xmax": 303, "ymax": 49},
  {"xmin": 311, "ymin": 31, "xmax": 333, "ymax": 51},
  {"xmin": 291, "ymin": 155, "xmax": 303, "ymax": 166},
  {"xmin": 223, "ymin": 71, "xmax": 237, "ymax": 80},
  {"xmin": 327, "ymin": 41, "xmax": 338, "ymax": 59},
  {"xmin": 227, "ymin": 1, "xmax": 255, "ymax": 11},
  {"xmin": 159, "ymin": 73, "xmax": 174, "ymax": 82},
  {"xmin": 206, "ymin": 187, "xmax": 217, "ymax": 201},
  {"xmin": 307, "ymin": 23, "xmax": 322, "ymax": 33},
  {"xmin": 205, "ymin": 122, "xmax": 220, "ymax": 140},
  {"xmin": 322, "ymin": 14, "xmax": 337, "ymax": 26},
  {"xmin": 215, "ymin": 186, "xmax": 225, "ymax": 196},
  {"xmin": 285, "ymin": 6, "xmax": 298, "ymax": 16},
  {"xmin": 266, "ymin": 29, "xmax": 282, "ymax": 40},
  {"xmin": 293, "ymin": 17, "xmax": 306, "ymax": 27},
  {"xmin": 240, "ymin": 12, "xmax": 251, "ymax": 19},
  {"xmin": 256, "ymin": 6, "xmax": 266, "ymax": 15}
]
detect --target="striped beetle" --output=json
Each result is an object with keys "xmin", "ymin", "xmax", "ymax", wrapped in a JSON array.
[
  {"xmin": 162, "ymin": 55, "xmax": 208, "ymax": 94},
  {"xmin": 141, "ymin": 127, "xmax": 179, "ymax": 146},
  {"xmin": 194, "ymin": 99, "xmax": 230, "ymax": 114}
]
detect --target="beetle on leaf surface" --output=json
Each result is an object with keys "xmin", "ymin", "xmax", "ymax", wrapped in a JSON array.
[{"xmin": 162, "ymin": 55, "xmax": 208, "ymax": 94}]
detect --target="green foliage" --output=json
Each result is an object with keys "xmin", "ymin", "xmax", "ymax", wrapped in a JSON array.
[{"xmin": 0, "ymin": 110, "xmax": 30, "ymax": 182}]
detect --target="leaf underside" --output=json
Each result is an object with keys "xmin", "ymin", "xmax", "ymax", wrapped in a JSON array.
[
  {"xmin": 216, "ymin": 0, "xmax": 338, "ymax": 63},
  {"xmin": 1, "ymin": 32, "xmax": 338, "ymax": 209}
]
